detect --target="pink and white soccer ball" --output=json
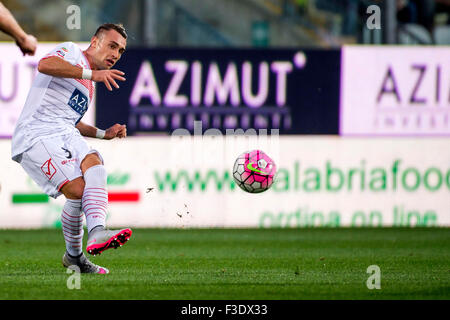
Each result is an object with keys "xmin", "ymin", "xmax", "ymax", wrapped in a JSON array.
[{"xmin": 232, "ymin": 150, "xmax": 277, "ymax": 193}]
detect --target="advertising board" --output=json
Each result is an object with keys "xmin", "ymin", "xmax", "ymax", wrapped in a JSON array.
[
  {"xmin": 340, "ymin": 46, "xmax": 450, "ymax": 136},
  {"xmin": 96, "ymin": 48, "xmax": 341, "ymax": 135},
  {"xmin": 1, "ymin": 136, "xmax": 448, "ymax": 228}
]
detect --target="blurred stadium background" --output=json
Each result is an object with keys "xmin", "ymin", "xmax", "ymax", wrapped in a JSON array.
[
  {"xmin": 1, "ymin": 0, "xmax": 449, "ymax": 228},
  {"xmin": 0, "ymin": 0, "xmax": 449, "ymax": 300},
  {"xmin": 2, "ymin": 0, "xmax": 450, "ymax": 46}
]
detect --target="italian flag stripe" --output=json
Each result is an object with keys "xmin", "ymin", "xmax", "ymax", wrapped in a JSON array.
[{"xmin": 12, "ymin": 192, "xmax": 140, "ymax": 204}]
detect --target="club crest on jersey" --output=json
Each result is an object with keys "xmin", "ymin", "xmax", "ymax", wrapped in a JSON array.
[
  {"xmin": 68, "ymin": 88, "xmax": 88, "ymax": 116},
  {"xmin": 41, "ymin": 158, "xmax": 57, "ymax": 180},
  {"xmin": 56, "ymin": 50, "xmax": 65, "ymax": 58}
]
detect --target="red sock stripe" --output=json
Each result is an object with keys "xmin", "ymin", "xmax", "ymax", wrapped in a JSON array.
[
  {"xmin": 61, "ymin": 215, "xmax": 82, "ymax": 225},
  {"xmin": 82, "ymin": 204, "xmax": 108, "ymax": 213},
  {"xmin": 63, "ymin": 230, "xmax": 82, "ymax": 237},
  {"xmin": 82, "ymin": 196, "xmax": 108, "ymax": 203},
  {"xmin": 83, "ymin": 190, "xmax": 108, "ymax": 197},
  {"xmin": 64, "ymin": 238, "xmax": 82, "ymax": 245},
  {"xmin": 61, "ymin": 213, "xmax": 83, "ymax": 224},
  {"xmin": 62, "ymin": 232, "xmax": 83, "ymax": 242},
  {"xmin": 62, "ymin": 210, "xmax": 83, "ymax": 219},
  {"xmin": 83, "ymin": 206, "xmax": 107, "ymax": 214},
  {"xmin": 83, "ymin": 207, "xmax": 106, "ymax": 213},
  {"xmin": 61, "ymin": 215, "xmax": 83, "ymax": 227},
  {"xmin": 62, "ymin": 228, "xmax": 82, "ymax": 235},
  {"xmin": 83, "ymin": 196, "xmax": 108, "ymax": 202},
  {"xmin": 62, "ymin": 224, "xmax": 82, "ymax": 233}
]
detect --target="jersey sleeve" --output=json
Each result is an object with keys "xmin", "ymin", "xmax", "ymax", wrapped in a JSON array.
[{"xmin": 40, "ymin": 42, "xmax": 81, "ymax": 66}]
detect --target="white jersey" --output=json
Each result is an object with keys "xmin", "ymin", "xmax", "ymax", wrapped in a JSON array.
[{"xmin": 11, "ymin": 42, "xmax": 95, "ymax": 162}]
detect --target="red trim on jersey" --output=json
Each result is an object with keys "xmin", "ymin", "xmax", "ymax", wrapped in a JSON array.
[
  {"xmin": 58, "ymin": 179, "xmax": 70, "ymax": 192},
  {"xmin": 74, "ymin": 77, "xmax": 94, "ymax": 101},
  {"xmin": 81, "ymin": 51, "xmax": 92, "ymax": 69}
]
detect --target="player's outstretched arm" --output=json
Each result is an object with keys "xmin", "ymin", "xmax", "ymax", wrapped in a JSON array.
[
  {"xmin": 0, "ymin": 2, "xmax": 37, "ymax": 55},
  {"xmin": 38, "ymin": 56, "xmax": 125, "ymax": 90},
  {"xmin": 76, "ymin": 121, "xmax": 126, "ymax": 140}
]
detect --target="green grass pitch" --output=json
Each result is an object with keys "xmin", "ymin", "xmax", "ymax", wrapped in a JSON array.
[{"xmin": 0, "ymin": 228, "xmax": 448, "ymax": 300}]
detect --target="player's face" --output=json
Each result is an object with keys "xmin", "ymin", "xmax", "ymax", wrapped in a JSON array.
[{"xmin": 91, "ymin": 29, "xmax": 126, "ymax": 70}]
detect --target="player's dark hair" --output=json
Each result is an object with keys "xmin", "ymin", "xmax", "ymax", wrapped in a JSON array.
[{"xmin": 94, "ymin": 23, "xmax": 127, "ymax": 39}]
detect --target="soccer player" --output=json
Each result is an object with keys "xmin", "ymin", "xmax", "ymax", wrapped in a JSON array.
[
  {"xmin": 11, "ymin": 23, "xmax": 132, "ymax": 274},
  {"xmin": 0, "ymin": 1, "xmax": 37, "ymax": 55}
]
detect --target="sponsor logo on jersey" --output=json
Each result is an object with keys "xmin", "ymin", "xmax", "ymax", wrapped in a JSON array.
[
  {"xmin": 61, "ymin": 158, "xmax": 77, "ymax": 165},
  {"xmin": 68, "ymin": 88, "xmax": 88, "ymax": 116}
]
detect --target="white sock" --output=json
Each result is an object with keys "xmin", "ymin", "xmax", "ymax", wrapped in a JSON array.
[
  {"xmin": 61, "ymin": 199, "xmax": 84, "ymax": 257},
  {"xmin": 82, "ymin": 165, "xmax": 108, "ymax": 233}
]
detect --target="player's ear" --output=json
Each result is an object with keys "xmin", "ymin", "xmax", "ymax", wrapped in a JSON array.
[{"xmin": 90, "ymin": 36, "xmax": 99, "ymax": 49}]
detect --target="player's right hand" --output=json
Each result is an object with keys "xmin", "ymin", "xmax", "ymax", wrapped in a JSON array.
[
  {"xmin": 92, "ymin": 69, "xmax": 126, "ymax": 91},
  {"xmin": 104, "ymin": 123, "xmax": 127, "ymax": 140}
]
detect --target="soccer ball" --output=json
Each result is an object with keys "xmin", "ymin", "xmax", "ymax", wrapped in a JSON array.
[{"xmin": 232, "ymin": 150, "xmax": 276, "ymax": 193}]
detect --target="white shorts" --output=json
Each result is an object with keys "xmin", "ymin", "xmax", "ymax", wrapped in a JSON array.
[{"xmin": 18, "ymin": 132, "xmax": 103, "ymax": 199}]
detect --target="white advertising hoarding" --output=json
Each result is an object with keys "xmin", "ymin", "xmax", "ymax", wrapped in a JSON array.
[
  {"xmin": 0, "ymin": 136, "xmax": 449, "ymax": 228},
  {"xmin": 340, "ymin": 46, "xmax": 450, "ymax": 136},
  {"xmin": 0, "ymin": 42, "xmax": 95, "ymax": 137}
]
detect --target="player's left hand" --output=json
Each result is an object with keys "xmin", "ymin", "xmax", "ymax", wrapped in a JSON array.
[{"xmin": 104, "ymin": 124, "xmax": 127, "ymax": 140}]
